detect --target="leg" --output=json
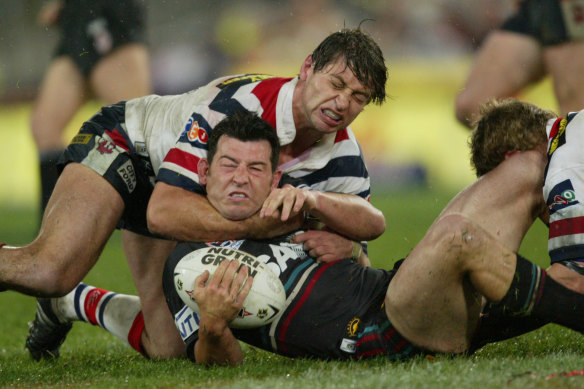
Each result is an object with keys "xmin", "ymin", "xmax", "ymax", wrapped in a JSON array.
[
  {"xmin": 385, "ymin": 214, "xmax": 517, "ymax": 353},
  {"xmin": 544, "ymin": 41, "xmax": 584, "ymax": 114},
  {"xmin": 455, "ymin": 30, "xmax": 545, "ymax": 127},
  {"xmin": 30, "ymin": 57, "xmax": 87, "ymax": 215},
  {"xmin": 0, "ymin": 163, "xmax": 123, "ymax": 296},
  {"xmin": 122, "ymin": 230, "xmax": 184, "ymax": 359},
  {"xmin": 89, "ymin": 43, "xmax": 151, "ymax": 104}
]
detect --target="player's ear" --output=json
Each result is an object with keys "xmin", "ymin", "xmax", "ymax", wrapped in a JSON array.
[
  {"xmin": 504, "ymin": 150, "xmax": 522, "ymax": 159},
  {"xmin": 299, "ymin": 55, "xmax": 313, "ymax": 81},
  {"xmin": 271, "ymin": 169, "xmax": 282, "ymax": 189},
  {"xmin": 198, "ymin": 158, "xmax": 210, "ymax": 185}
]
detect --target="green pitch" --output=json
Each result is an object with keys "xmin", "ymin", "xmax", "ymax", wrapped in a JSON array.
[
  {"xmin": 0, "ymin": 60, "xmax": 580, "ymax": 388},
  {"xmin": 1, "ymin": 192, "xmax": 583, "ymax": 389}
]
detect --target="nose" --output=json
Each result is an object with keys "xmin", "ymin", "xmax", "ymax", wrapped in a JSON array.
[
  {"xmin": 335, "ymin": 90, "xmax": 350, "ymax": 111},
  {"xmin": 232, "ymin": 164, "xmax": 249, "ymax": 185}
]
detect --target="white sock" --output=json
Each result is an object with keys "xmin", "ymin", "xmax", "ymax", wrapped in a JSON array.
[{"xmin": 54, "ymin": 283, "xmax": 146, "ymax": 354}]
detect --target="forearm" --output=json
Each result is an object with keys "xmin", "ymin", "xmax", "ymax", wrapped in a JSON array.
[
  {"xmin": 308, "ymin": 192, "xmax": 385, "ymax": 241},
  {"xmin": 194, "ymin": 320, "xmax": 243, "ymax": 366},
  {"xmin": 147, "ymin": 183, "xmax": 301, "ymax": 241}
]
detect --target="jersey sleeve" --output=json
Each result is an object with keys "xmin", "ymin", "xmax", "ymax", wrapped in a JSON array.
[
  {"xmin": 162, "ymin": 244, "xmax": 201, "ymax": 361},
  {"xmin": 156, "ymin": 111, "xmax": 215, "ymax": 194},
  {"xmin": 280, "ymin": 128, "xmax": 372, "ymax": 201},
  {"xmin": 155, "ymin": 74, "xmax": 273, "ymax": 194},
  {"xmin": 544, "ymin": 113, "xmax": 584, "ymax": 263}
]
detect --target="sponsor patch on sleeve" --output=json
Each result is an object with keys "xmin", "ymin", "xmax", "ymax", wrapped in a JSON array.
[
  {"xmin": 71, "ymin": 134, "xmax": 93, "ymax": 145},
  {"xmin": 547, "ymin": 179, "xmax": 579, "ymax": 215},
  {"xmin": 174, "ymin": 305, "xmax": 200, "ymax": 341}
]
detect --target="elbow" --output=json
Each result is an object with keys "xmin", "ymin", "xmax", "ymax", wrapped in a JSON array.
[
  {"xmin": 368, "ymin": 210, "xmax": 386, "ymax": 240},
  {"xmin": 146, "ymin": 201, "xmax": 171, "ymax": 237}
]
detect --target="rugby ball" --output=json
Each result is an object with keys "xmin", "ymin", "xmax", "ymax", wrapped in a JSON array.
[{"xmin": 174, "ymin": 246, "xmax": 286, "ymax": 329}]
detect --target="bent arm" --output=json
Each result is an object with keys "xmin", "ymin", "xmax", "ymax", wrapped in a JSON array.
[
  {"xmin": 308, "ymin": 191, "xmax": 385, "ymax": 241},
  {"xmin": 147, "ymin": 182, "xmax": 302, "ymax": 241},
  {"xmin": 262, "ymin": 185, "xmax": 385, "ymax": 241}
]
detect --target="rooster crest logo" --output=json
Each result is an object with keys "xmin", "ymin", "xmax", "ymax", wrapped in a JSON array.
[{"xmin": 347, "ymin": 317, "xmax": 360, "ymax": 337}]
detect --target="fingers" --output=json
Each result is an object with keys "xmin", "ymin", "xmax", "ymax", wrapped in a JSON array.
[
  {"xmin": 206, "ymin": 259, "xmax": 252, "ymax": 305},
  {"xmin": 236, "ymin": 275, "xmax": 254, "ymax": 305},
  {"xmin": 230, "ymin": 263, "xmax": 249, "ymax": 299},
  {"xmin": 195, "ymin": 270, "xmax": 210, "ymax": 289},
  {"xmin": 260, "ymin": 185, "xmax": 308, "ymax": 221}
]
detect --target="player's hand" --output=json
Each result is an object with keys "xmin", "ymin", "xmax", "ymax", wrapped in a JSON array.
[
  {"xmin": 291, "ymin": 230, "xmax": 353, "ymax": 263},
  {"xmin": 260, "ymin": 184, "xmax": 317, "ymax": 221},
  {"xmin": 193, "ymin": 259, "xmax": 253, "ymax": 335}
]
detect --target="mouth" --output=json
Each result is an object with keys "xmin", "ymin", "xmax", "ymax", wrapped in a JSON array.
[
  {"xmin": 228, "ymin": 192, "xmax": 249, "ymax": 201},
  {"xmin": 321, "ymin": 108, "xmax": 342, "ymax": 125}
]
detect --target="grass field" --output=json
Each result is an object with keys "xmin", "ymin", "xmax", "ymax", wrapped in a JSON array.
[
  {"xmin": 1, "ymin": 61, "xmax": 582, "ymax": 388},
  {"xmin": 2, "ymin": 191, "xmax": 584, "ymax": 389}
]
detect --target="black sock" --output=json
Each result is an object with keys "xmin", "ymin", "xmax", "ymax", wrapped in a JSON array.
[
  {"xmin": 39, "ymin": 149, "xmax": 64, "ymax": 218},
  {"xmin": 474, "ymin": 254, "xmax": 584, "ymax": 350},
  {"xmin": 469, "ymin": 303, "xmax": 548, "ymax": 352}
]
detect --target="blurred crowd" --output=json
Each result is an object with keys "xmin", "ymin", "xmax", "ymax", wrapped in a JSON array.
[{"xmin": 0, "ymin": 0, "xmax": 514, "ymax": 101}]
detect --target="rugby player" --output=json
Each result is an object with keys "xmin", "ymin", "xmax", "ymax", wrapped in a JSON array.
[
  {"xmin": 32, "ymin": 0, "xmax": 151, "ymax": 218},
  {"xmin": 455, "ymin": 0, "xmax": 584, "ymax": 128},
  {"xmin": 467, "ymin": 98, "xmax": 584, "ymax": 347},
  {"xmin": 0, "ymin": 27, "xmax": 387, "ymax": 360}
]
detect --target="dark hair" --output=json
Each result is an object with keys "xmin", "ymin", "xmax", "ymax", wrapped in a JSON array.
[
  {"xmin": 470, "ymin": 98, "xmax": 555, "ymax": 176},
  {"xmin": 311, "ymin": 27, "xmax": 387, "ymax": 105},
  {"xmin": 208, "ymin": 110, "xmax": 280, "ymax": 171}
]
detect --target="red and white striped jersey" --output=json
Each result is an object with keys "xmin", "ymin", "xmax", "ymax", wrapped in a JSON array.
[
  {"xmin": 544, "ymin": 112, "xmax": 584, "ymax": 262},
  {"xmin": 123, "ymin": 74, "xmax": 371, "ymax": 200}
]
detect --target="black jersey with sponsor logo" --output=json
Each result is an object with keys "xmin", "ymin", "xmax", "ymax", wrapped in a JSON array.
[{"xmin": 163, "ymin": 235, "xmax": 425, "ymax": 361}]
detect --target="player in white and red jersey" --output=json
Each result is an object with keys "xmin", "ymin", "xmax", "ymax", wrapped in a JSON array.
[
  {"xmin": 463, "ymin": 98, "xmax": 584, "ymax": 349},
  {"xmin": 0, "ymin": 27, "xmax": 388, "ymax": 361},
  {"xmin": 543, "ymin": 112, "xmax": 584, "ymax": 272},
  {"xmin": 470, "ymin": 99, "xmax": 584, "ymax": 292},
  {"xmin": 122, "ymin": 73, "xmax": 372, "ymax": 202}
]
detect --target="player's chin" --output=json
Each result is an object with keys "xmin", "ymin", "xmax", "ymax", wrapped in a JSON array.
[{"xmin": 224, "ymin": 207, "xmax": 256, "ymax": 221}]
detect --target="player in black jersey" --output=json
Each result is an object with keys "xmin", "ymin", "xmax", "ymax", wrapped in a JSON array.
[{"xmin": 31, "ymin": 0, "xmax": 151, "ymax": 219}]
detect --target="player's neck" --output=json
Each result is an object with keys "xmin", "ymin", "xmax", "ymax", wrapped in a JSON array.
[{"xmin": 279, "ymin": 131, "xmax": 323, "ymax": 164}]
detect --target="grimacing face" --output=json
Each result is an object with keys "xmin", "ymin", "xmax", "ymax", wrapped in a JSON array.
[
  {"xmin": 297, "ymin": 55, "xmax": 371, "ymax": 135},
  {"xmin": 198, "ymin": 136, "xmax": 282, "ymax": 221}
]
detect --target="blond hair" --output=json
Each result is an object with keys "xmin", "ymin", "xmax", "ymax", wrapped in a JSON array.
[{"xmin": 470, "ymin": 98, "xmax": 556, "ymax": 176}]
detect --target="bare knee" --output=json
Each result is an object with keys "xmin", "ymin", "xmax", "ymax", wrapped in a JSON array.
[
  {"xmin": 22, "ymin": 248, "xmax": 86, "ymax": 297},
  {"xmin": 426, "ymin": 215, "xmax": 484, "ymax": 268},
  {"xmin": 33, "ymin": 262, "xmax": 81, "ymax": 297}
]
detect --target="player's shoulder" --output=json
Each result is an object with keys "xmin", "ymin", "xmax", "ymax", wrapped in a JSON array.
[
  {"xmin": 330, "ymin": 126, "xmax": 364, "ymax": 157},
  {"xmin": 207, "ymin": 74, "xmax": 278, "ymax": 89}
]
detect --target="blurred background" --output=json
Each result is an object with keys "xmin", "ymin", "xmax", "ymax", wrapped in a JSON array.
[{"xmin": 0, "ymin": 0, "xmax": 558, "ymax": 207}]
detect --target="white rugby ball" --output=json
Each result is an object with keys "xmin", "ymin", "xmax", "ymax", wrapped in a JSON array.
[{"xmin": 174, "ymin": 246, "xmax": 286, "ymax": 329}]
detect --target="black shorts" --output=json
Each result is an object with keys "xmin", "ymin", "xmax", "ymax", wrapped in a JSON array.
[
  {"xmin": 58, "ymin": 101, "xmax": 158, "ymax": 237},
  {"xmin": 55, "ymin": 0, "xmax": 146, "ymax": 76},
  {"xmin": 500, "ymin": 0, "xmax": 584, "ymax": 46}
]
